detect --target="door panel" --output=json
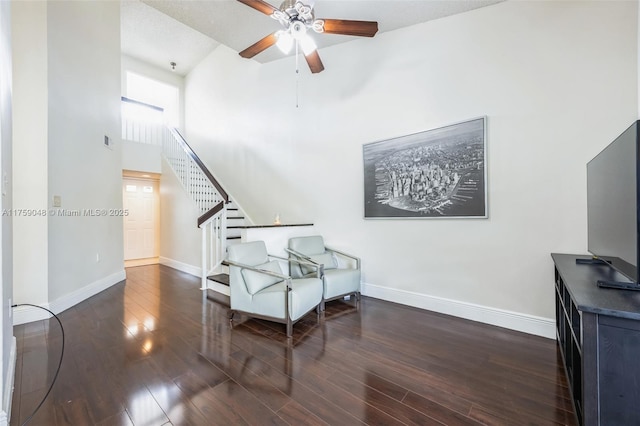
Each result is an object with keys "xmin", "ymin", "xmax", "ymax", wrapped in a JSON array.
[{"xmin": 123, "ymin": 178, "xmax": 159, "ymax": 260}]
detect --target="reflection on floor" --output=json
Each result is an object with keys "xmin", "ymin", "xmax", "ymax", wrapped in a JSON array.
[{"xmin": 11, "ymin": 264, "xmax": 577, "ymax": 425}]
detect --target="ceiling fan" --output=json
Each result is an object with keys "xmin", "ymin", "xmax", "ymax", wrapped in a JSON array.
[{"xmin": 237, "ymin": 0, "xmax": 379, "ymax": 73}]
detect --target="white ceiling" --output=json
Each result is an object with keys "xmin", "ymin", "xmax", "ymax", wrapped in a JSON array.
[{"xmin": 122, "ymin": 0, "xmax": 504, "ymax": 76}]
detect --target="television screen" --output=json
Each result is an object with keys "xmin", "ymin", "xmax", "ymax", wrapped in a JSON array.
[{"xmin": 587, "ymin": 121, "xmax": 639, "ymax": 283}]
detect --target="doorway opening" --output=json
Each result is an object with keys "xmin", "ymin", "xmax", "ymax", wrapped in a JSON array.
[{"xmin": 123, "ymin": 171, "xmax": 160, "ymax": 268}]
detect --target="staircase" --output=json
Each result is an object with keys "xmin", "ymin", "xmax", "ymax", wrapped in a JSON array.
[
  {"xmin": 122, "ymin": 97, "xmax": 247, "ymax": 292},
  {"xmin": 163, "ymin": 128, "xmax": 250, "ymax": 291}
]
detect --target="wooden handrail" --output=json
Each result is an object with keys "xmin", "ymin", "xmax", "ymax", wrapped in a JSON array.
[
  {"xmin": 198, "ymin": 200, "xmax": 225, "ymax": 228},
  {"xmin": 170, "ymin": 128, "xmax": 229, "ymax": 204}
]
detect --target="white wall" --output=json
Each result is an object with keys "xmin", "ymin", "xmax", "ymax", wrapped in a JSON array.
[
  {"xmin": 11, "ymin": 1, "xmax": 48, "ymax": 309},
  {"xmin": 159, "ymin": 157, "xmax": 201, "ymax": 273},
  {"xmin": 0, "ymin": 1, "xmax": 13, "ymax": 422},
  {"xmin": 47, "ymin": 1, "xmax": 124, "ymax": 302},
  {"xmin": 183, "ymin": 1, "xmax": 638, "ymax": 335},
  {"xmin": 12, "ymin": 0, "xmax": 124, "ymax": 320},
  {"xmin": 122, "ymin": 141, "xmax": 162, "ymax": 174}
]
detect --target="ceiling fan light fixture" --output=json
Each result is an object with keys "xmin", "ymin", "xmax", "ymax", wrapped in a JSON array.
[
  {"xmin": 276, "ymin": 30, "xmax": 294, "ymax": 54},
  {"xmin": 300, "ymin": 34, "xmax": 317, "ymax": 55},
  {"xmin": 236, "ymin": 0, "xmax": 379, "ymax": 74}
]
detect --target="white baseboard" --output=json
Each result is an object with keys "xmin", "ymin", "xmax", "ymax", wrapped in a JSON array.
[
  {"xmin": 13, "ymin": 270, "xmax": 126, "ymax": 325},
  {"xmin": 159, "ymin": 257, "xmax": 201, "ymax": 277},
  {"xmin": 0, "ymin": 337, "xmax": 16, "ymax": 426},
  {"xmin": 362, "ymin": 282, "xmax": 555, "ymax": 339}
]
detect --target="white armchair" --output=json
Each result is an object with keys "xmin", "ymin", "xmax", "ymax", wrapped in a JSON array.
[
  {"xmin": 227, "ymin": 240, "xmax": 323, "ymax": 337},
  {"xmin": 287, "ymin": 236, "xmax": 361, "ymax": 311}
]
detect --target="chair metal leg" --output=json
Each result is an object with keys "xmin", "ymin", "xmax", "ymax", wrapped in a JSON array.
[
  {"xmin": 286, "ymin": 318, "xmax": 293, "ymax": 338},
  {"xmin": 228, "ymin": 310, "xmax": 235, "ymax": 321},
  {"xmin": 320, "ymin": 299, "xmax": 326, "ymax": 312}
]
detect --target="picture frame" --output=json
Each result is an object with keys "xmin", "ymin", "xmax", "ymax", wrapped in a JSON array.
[{"xmin": 363, "ymin": 117, "xmax": 487, "ymax": 219}]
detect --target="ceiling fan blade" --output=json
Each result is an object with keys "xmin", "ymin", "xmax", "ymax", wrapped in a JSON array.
[
  {"xmin": 236, "ymin": 0, "xmax": 277, "ymax": 16},
  {"xmin": 305, "ymin": 50, "xmax": 325, "ymax": 74},
  {"xmin": 239, "ymin": 32, "xmax": 278, "ymax": 58},
  {"xmin": 320, "ymin": 19, "xmax": 378, "ymax": 37}
]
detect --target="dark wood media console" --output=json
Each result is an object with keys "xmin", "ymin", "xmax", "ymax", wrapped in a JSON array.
[{"xmin": 552, "ymin": 253, "xmax": 640, "ymax": 426}]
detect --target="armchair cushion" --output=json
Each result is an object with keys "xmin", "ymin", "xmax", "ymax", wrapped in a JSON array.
[
  {"xmin": 228, "ymin": 241, "xmax": 269, "ymax": 265},
  {"xmin": 289, "ymin": 235, "xmax": 326, "ymax": 256},
  {"xmin": 241, "ymin": 260, "xmax": 283, "ymax": 295},
  {"xmin": 323, "ymin": 268, "xmax": 361, "ymax": 300},
  {"xmin": 300, "ymin": 252, "xmax": 337, "ymax": 275}
]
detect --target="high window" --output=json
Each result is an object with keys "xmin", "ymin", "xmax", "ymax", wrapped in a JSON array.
[{"xmin": 124, "ymin": 72, "xmax": 179, "ymax": 128}]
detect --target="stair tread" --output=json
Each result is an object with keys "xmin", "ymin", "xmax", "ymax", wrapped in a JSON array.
[{"xmin": 207, "ymin": 273, "xmax": 229, "ymax": 286}]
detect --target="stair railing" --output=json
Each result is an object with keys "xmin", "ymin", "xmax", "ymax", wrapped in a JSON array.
[{"xmin": 162, "ymin": 128, "xmax": 229, "ymax": 290}]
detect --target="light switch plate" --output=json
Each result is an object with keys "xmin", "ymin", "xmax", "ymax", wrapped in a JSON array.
[{"xmin": 53, "ymin": 195, "xmax": 61, "ymax": 207}]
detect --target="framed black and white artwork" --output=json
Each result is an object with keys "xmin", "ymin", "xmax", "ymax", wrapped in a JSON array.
[{"xmin": 363, "ymin": 117, "xmax": 487, "ymax": 219}]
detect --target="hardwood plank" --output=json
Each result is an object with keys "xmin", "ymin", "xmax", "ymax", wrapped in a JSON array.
[
  {"xmin": 189, "ymin": 386, "xmax": 250, "ymax": 425},
  {"xmin": 197, "ymin": 343, "xmax": 293, "ymax": 412},
  {"xmin": 401, "ymin": 391, "xmax": 484, "ymax": 426},
  {"xmin": 94, "ymin": 410, "xmax": 134, "ymax": 426},
  {"xmin": 327, "ymin": 371, "xmax": 444, "ymax": 426},
  {"xmin": 265, "ymin": 356, "xmax": 405, "ymax": 426},
  {"xmin": 220, "ymin": 343, "xmax": 365, "ymax": 425},
  {"xmin": 277, "ymin": 400, "xmax": 329, "ymax": 426},
  {"xmin": 17, "ymin": 388, "xmax": 58, "ymax": 426},
  {"xmin": 468, "ymin": 401, "xmax": 575, "ymax": 426},
  {"xmin": 19, "ymin": 348, "xmax": 53, "ymax": 395},
  {"xmin": 146, "ymin": 380, "xmax": 213, "ymax": 426},
  {"xmin": 207, "ymin": 380, "xmax": 289, "ymax": 425},
  {"xmin": 121, "ymin": 386, "xmax": 169, "ymax": 426},
  {"xmin": 54, "ymin": 398, "xmax": 94, "ymax": 425}
]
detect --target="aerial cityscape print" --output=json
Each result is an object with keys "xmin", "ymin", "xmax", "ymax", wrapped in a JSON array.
[{"xmin": 363, "ymin": 117, "xmax": 487, "ymax": 218}]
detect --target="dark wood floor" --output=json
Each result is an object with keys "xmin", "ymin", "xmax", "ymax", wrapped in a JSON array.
[{"xmin": 11, "ymin": 264, "xmax": 577, "ymax": 426}]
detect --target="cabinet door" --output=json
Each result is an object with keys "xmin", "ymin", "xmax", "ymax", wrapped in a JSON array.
[{"xmin": 598, "ymin": 315, "xmax": 640, "ymax": 425}]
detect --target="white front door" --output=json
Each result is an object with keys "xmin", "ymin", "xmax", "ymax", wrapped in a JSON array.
[{"xmin": 123, "ymin": 178, "xmax": 159, "ymax": 260}]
